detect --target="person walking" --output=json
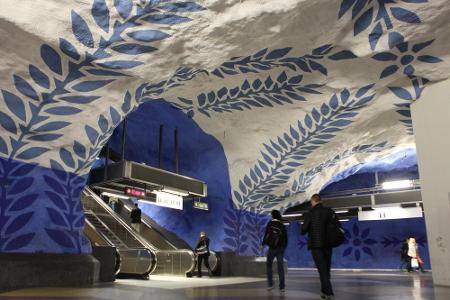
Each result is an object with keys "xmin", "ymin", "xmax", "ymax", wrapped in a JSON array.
[
  {"xmin": 262, "ymin": 210, "xmax": 288, "ymax": 292},
  {"xmin": 195, "ymin": 232, "xmax": 212, "ymax": 277},
  {"xmin": 301, "ymin": 194, "xmax": 339, "ymax": 300},
  {"xmin": 407, "ymin": 237, "xmax": 425, "ymax": 273},
  {"xmin": 400, "ymin": 238, "xmax": 409, "ymax": 271},
  {"xmin": 130, "ymin": 203, "xmax": 142, "ymax": 232}
]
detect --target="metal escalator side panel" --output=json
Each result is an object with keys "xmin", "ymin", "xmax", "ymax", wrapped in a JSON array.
[
  {"xmin": 116, "ymin": 199, "xmax": 178, "ymax": 250},
  {"xmin": 84, "ymin": 217, "xmax": 111, "ymax": 247},
  {"xmin": 151, "ymin": 250, "xmax": 196, "ymax": 276},
  {"xmin": 118, "ymin": 198, "xmax": 192, "ymax": 250},
  {"xmin": 83, "ymin": 188, "xmax": 156, "ymax": 251},
  {"xmin": 84, "ymin": 212, "xmax": 127, "ymax": 248},
  {"xmin": 117, "ymin": 248, "xmax": 155, "ymax": 275}
]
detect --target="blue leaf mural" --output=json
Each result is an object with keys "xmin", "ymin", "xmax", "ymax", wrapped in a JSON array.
[
  {"xmin": 114, "ymin": 0, "xmax": 133, "ymax": 19},
  {"xmin": 338, "ymin": 0, "xmax": 428, "ymax": 49},
  {"xmin": 13, "ymin": 75, "xmax": 39, "ymax": 101},
  {"xmin": 59, "ymin": 38, "xmax": 81, "ymax": 61},
  {"xmin": 29, "ymin": 65, "xmax": 50, "ymax": 89},
  {"xmin": 159, "ymin": 2, "xmax": 206, "ymax": 12},
  {"xmin": 233, "ymin": 86, "xmax": 378, "ymax": 210},
  {"xmin": 92, "ymin": 0, "xmax": 110, "ymax": 33},
  {"xmin": 71, "ymin": 10, "xmax": 95, "ymax": 48},
  {"xmin": 40, "ymin": 44, "xmax": 63, "ymax": 75},
  {"xmin": 127, "ymin": 30, "xmax": 171, "ymax": 42}
]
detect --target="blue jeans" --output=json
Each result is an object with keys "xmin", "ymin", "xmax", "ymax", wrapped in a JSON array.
[{"xmin": 266, "ymin": 248, "xmax": 285, "ymax": 289}]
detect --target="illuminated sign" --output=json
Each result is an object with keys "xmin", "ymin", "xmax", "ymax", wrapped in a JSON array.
[
  {"xmin": 124, "ymin": 187, "xmax": 146, "ymax": 198},
  {"xmin": 155, "ymin": 191, "xmax": 183, "ymax": 210},
  {"xmin": 193, "ymin": 201, "xmax": 209, "ymax": 211},
  {"xmin": 358, "ymin": 207, "xmax": 422, "ymax": 221}
]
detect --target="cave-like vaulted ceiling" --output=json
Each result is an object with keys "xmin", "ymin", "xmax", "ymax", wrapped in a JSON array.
[{"xmin": 1, "ymin": 0, "xmax": 450, "ymax": 213}]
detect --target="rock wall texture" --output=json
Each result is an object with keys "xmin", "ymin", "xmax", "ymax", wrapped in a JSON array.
[{"xmin": 0, "ymin": 0, "xmax": 449, "ymax": 253}]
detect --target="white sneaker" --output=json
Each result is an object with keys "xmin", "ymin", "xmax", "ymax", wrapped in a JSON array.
[{"xmin": 267, "ymin": 286, "xmax": 274, "ymax": 291}]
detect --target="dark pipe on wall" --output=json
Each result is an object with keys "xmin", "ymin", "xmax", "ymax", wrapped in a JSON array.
[
  {"xmin": 158, "ymin": 124, "xmax": 163, "ymax": 168},
  {"xmin": 104, "ymin": 141, "xmax": 110, "ymax": 181},
  {"xmin": 121, "ymin": 117, "xmax": 127, "ymax": 161},
  {"xmin": 174, "ymin": 127, "xmax": 179, "ymax": 174}
]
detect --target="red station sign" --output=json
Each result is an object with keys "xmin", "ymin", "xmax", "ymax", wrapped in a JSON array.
[{"xmin": 124, "ymin": 187, "xmax": 146, "ymax": 198}]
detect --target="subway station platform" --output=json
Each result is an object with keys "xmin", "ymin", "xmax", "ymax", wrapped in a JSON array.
[{"xmin": 1, "ymin": 270, "xmax": 450, "ymax": 300}]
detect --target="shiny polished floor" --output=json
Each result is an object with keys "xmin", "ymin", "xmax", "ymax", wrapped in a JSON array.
[{"xmin": 1, "ymin": 270, "xmax": 450, "ymax": 300}]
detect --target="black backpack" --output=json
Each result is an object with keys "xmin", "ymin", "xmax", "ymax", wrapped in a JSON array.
[
  {"xmin": 265, "ymin": 223, "xmax": 283, "ymax": 249},
  {"xmin": 326, "ymin": 213, "xmax": 345, "ymax": 248}
]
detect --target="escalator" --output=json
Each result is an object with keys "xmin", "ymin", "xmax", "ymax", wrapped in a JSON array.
[
  {"xmin": 114, "ymin": 198, "xmax": 219, "ymax": 276},
  {"xmin": 82, "ymin": 188, "xmax": 155, "ymax": 277}
]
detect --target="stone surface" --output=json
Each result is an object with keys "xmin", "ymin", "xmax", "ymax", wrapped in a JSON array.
[
  {"xmin": 91, "ymin": 246, "xmax": 117, "ymax": 283},
  {"xmin": 216, "ymin": 252, "xmax": 287, "ymax": 277},
  {"xmin": 0, "ymin": 253, "xmax": 100, "ymax": 291},
  {"xmin": 1, "ymin": 0, "xmax": 450, "ymax": 254}
]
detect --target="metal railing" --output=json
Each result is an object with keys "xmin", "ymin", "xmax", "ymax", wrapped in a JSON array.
[
  {"xmin": 115, "ymin": 197, "xmax": 197, "ymax": 275},
  {"xmin": 82, "ymin": 188, "xmax": 156, "ymax": 275}
]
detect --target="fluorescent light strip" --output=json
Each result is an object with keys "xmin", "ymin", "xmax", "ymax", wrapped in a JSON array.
[
  {"xmin": 101, "ymin": 192, "xmax": 130, "ymax": 200},
  {"xmin": 335, "ymin": 209, "xmax": 349, "ymax": 214},
  {"xmin": 382, "ymin": 180, "xmax": 413, "ymax": 190},
  {"xmin": 340, "ymin": 219, "xmax": 350, "ymax": 222},
  {"xmin": 161, "ymin": 187, "xmax": 189, "ymax": 197},
  {"xmin": 282, "ymin": 213, "xmax": 303, "ymax": 217}
]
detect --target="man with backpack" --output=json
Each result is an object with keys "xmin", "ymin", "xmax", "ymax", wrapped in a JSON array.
[
  {"xmin": 301, "ymin": 194, "xmax": 344, "ymax": 300},
  {"xmin": 262, "ymin": 210, "xmax": 288, "ymax": 292}
]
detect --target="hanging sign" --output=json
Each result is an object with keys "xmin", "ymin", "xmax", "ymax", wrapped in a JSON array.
[{"xmin": 155, "ymin": 191, "xmax": 183, "ymax": 210}]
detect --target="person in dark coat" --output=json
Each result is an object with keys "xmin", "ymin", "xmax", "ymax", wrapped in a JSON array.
[
  {"xmin": 262, "ymin": 210, "xmax": 288, "ymax": 292},
  {"xmin": 301, "ymin": 194, "xmax": 337, "ymax": 300},
  {"xmin": 400, "ymin": 238, "xmax": 409, "ymax": 271},
  {"xmin": 195, "ymin": 231, "xmax": 212, "ymax": 277},
  {"xmin": 130, "ymin": 203, "xmax": 142, "ymax": 232}
]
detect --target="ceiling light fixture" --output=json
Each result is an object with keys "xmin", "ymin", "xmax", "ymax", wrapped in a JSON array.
[
  {"xmin": 160, "ymin": 187, "xmax": 189, "ymax": 197},
  {"xmin": 101, "ymin": 192, "xmax": 130, "ymax": 200},
  {"xmin": 381, "ymin": 180, "xmax": 413, "ymax": 190},
  {"xmin": 282, "ymin": 213, "xmax": 303, "ymax": 217}
]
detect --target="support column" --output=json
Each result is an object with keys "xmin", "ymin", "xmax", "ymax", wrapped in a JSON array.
[{"xmin": 411, "ymin": 79, "xmax": 450, "ymax": 287}]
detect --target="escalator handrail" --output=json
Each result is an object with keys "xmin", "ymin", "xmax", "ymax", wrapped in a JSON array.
[
  {"xmin": 119, "ymin": 199, "xmax": 179, "ymax": 250},
  {"xmin": 84, "ymin": 211, "xmax": 126, "ymax": 248},
  {"xmin": 83, "ymin": 188, "xmax": 158, "ymax": 252},
  {"xmin": 117, "ymin": 198, "xmax": 197, "ymax": 274}
]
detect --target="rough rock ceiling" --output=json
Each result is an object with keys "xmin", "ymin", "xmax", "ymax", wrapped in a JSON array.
[{"xmin": 1, "ymin": 0, "xmax": 449, "ymax": 213}]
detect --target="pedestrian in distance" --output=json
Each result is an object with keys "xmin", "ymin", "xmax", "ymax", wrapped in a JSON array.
[
  {"xmin": 262, "ymin": 209, "xmax": 288, "ymax": 293},
  {"xmin": 130, "ymin": 203, "xmax": 142, "ymax": 232},
  {"xmin": 301, "ymin": 194, "xmax": 344, "ymax": 300},
  {"xmin": 195, "ymin": 231, "xmax": 212, "ymax": 277},
  {"xmin": 406, "ymin": 237, "xmax": 425, "ymax": 273}
]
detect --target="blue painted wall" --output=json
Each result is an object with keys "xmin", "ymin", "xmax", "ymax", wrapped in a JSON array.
[
  {"xmin": 286, "ymin": 217, "xmax": 430, "ymax": 269},
  {"xmin": 0, "ymin": 157, "xmax": 91, "ymax": 253},
  {"xmin": 109, "ymin": 100, "xmax": 232, "ymax": 250},
  {"xmin": 106, "ymin": 100, "xmax": 431, "ymax": 270}
]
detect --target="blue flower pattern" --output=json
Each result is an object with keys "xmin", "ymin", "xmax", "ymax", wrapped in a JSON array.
[
  {"xmin": 0, "ymin": 0, "xmax": 445, "ymax": 254},
  {"xmin": 373, "ymin": 39, "xmax": 442, "ymax": 79},
  {"xmin": 339, "ymin": 0, "xmax": 428, "ymax": 50},
  {"xmin": 343, "ymin": 223, "xmax": 377, "ymax": 261}
]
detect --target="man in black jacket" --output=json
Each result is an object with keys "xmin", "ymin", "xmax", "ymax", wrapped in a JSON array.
[
  {"xmin": 262, "ymin": 210, "xmax": 288, "ymax": 292},
  {"xmin": 301, "ymin": 194, "xmax": 336, "ymax": 300},
  {"xmin": 195, "ymin": 232, "xmax": 212, "ymax": 277},
  {"xmin": 130, "ymin": 203, "xmax": 142, "ymax": 232}
]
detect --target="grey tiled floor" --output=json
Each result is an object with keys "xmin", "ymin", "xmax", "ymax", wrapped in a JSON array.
[{"xmin": 1, "ymin": 270, "xmax": 450, "ymax": 299}]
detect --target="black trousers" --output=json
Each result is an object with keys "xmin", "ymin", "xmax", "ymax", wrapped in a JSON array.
[
  {"xmin": 311, "ymin": 248, "xmax": 333, "ymax": 296},
  {"xmin": 197, "ymin": 254, "xmax": 211, "ymax": 276}
]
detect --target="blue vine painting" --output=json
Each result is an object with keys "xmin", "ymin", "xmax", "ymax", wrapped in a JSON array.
[
  {"xmin": 0, "ymin": 0, "xmax": 206, "ymax": 253},
  {"xmin": 0, "ymin": 0, "xmax": 447, "ymax": 258}
]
